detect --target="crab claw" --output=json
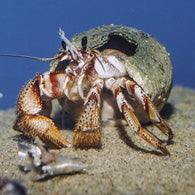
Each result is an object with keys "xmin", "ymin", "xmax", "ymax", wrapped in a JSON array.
[
  {"xmin": 14, "ymin": 73, "xmax": 71, "ymax": 149},
  {"xmin": 14, "ymin": 115, "xmax": 71, "ymax": 149}
]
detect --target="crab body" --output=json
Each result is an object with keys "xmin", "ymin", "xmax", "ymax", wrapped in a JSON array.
[
  {"xmin": 51, "ymin": 25, "xmax": 173, "ymax": 123},
  {"xmin": 14, "ymin": 25, "xmax": 173, "ymax": 155}
]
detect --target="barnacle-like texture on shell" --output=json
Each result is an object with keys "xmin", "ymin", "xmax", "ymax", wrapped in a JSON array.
[{"xmin": 50, "ymin": 25, "xmax": 172, "ymax": 113}]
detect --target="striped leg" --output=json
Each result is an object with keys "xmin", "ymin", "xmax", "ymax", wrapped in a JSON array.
[
  {"xmin": 117, "ymin": 77, "xmax": 173, "ymax": 141},
  {"xmin": 105, "ymin": 78, "xmax": 170, "ymax": 155},
  {"xmin": 73, "ymin": 79, "xmax": 103, "ymax": 148}
]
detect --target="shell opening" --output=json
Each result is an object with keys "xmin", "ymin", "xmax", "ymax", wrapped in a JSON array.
[{"xmin": 96, "ymin": 33, "xmax": 138, "ymax": 56}]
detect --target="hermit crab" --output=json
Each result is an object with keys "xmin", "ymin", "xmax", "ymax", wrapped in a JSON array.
[{"xmin": 13, "ymin": 25, "xmax": 173, "ymax": 155}]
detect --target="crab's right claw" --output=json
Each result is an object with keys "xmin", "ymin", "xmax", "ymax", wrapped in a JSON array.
[
  {"xmin": 14, "ymin": 115, "xmax": 71, "ymax": 149},
  {"xmin": 14, "ymin": 74, "xmax": 71, "ymax": 149}
]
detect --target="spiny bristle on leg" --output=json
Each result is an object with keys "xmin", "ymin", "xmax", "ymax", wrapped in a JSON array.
[
  {"xmin": 73, "ymin": 83, "xmax": 102, "ymax": 148},
  {"xmin": 16, "ymin": 115, "xmax": 71, "ymax": 149},
  {"xmin": 73, "ymin": 129, "xmax": 101, "ymax": 148},
  {"xmin": 73, "ymin": 96, "xmax": 101, "ymax": 148}
]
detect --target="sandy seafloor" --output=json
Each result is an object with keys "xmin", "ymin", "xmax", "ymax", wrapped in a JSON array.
[{"xmin": 0, "ymin": 86, "xmax": 194, "ymax": 195}]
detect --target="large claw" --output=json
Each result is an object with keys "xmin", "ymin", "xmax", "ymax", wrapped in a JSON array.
[
  {"xmin": 14, "ymin": 115, "xmax": 71, "ymax": 149},
  {"xmin": 14, "ymin": 72, "xmax": 71, "ymax": 149}
]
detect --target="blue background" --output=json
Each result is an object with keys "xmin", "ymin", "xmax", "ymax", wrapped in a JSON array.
[{"xmin": 0, "ymin": 0, "xmax": 194, "ymax": 109}]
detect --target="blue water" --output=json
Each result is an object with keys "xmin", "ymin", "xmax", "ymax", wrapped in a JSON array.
[{"xmin": 0, "ymin": 0, "xmax": 194, "ymax": 109}]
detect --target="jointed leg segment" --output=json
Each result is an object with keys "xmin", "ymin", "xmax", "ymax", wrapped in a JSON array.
[
  {"xmin": 14, "ymin": 71, "xmax": 172, "ymax": 155},
  {"xmin": 73, "ymin": 79, "xmax": 103, "ymax": 148},
  {"xmin": 117, "ymin": 77, "xmax": 173, "ymax": 140},
  {"xmin": 105, "ymin": 78, "xmax": 170, "ymax": 155}
]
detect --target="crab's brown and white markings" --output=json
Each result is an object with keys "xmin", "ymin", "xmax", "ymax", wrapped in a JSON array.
[
  {"xmin": 73, "ymin": 79, "xmax": 103, "ymax": 148},
  {"xmin": 105, "ymin": 78, "xmax": 170, "ymax": 155},
  {"xmin": 14, "ymin": 28, "xmax": 173, "ymax": 155}
]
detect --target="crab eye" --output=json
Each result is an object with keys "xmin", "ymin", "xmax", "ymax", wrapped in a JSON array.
[
  {"xmin": 81, "ymin": 36, "xmax": 87, "ymax": 51},
  {"xmin": 61, "ymin": 40, "xmax": 66, "ymax": 51}
]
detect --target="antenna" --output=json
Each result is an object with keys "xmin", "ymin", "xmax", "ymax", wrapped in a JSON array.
[
  {"xmin": 0, "ymin": 28, "xmax": 77, "ymax": 62},
  {"xmin": 0, "ymin": 53, "xmax": 65, "ymax": 61}
]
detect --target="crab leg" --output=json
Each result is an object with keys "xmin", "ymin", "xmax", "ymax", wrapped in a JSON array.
[
  {"xmin": 117, "ymin": 77, "xmax": 173, "ymax": 140},
  {"xmin": 14, "ymin": 73, "xmax": 71, "ymax": 148},
  {"xmin": 105, "ymin": 78, "xmax": 170, "ymax": 155},
  {"xmin": 73, "ymin": 79, "xmax": 103, "ymax": 148}
]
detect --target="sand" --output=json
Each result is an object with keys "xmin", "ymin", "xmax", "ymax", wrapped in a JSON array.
[{"xmin": 0, "ymin": 86, "xmax": 194, "ymax": 195}]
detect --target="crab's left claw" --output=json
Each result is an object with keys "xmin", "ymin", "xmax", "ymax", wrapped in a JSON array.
[{"xmin": 73, "ymin": 79, "xmax": 103, "ymax": 148}]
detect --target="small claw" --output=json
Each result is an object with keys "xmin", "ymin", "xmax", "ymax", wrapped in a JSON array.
[
  {"xmin": 73, "ymin": 97, "xmax": 101, "ymax": 148},
  {"xmin": 74, "ymin": 129, "xmax": 101, "ymax": 148},
  {"xmin": 73, "ymin": 79, "xmax": 103, "ymax": 148},
  {"xmin": 16, "ymin": 115, "xmax": 71, "ymax": 149},
  {"xmin": 154, "ymin": 119, "xmax": 174, "ymax": 141},
  {"xmin": 157, "ymin": 142, "xmax": 170, "ymax": 156},
  {"xmin": 168, "ymin": 127, "xmax": 174, "ymax": 141}
]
